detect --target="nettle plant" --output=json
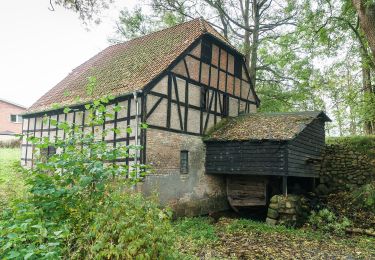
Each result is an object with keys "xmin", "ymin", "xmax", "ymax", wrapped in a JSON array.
[
  {"xmin": 0, "ymin": 95, "xmax": 156, "ymax": 259},
  {"xmin": 28, "ymin": 95, "xmax": 149, "ymax": 222}
]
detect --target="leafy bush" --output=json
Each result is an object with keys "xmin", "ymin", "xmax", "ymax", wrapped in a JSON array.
[
  {"xmin": 70, "ymin": 192, "xmax": 177, "ymax": 259},
  {"xmin": 0, "ymin": 94, "xmax": 163, "ymax": 259},
  {"xmin": 350, "ymin": 182, "xmax": 375, "ymax": 213},
  {"xmin": 0, "ymin": 203, "xmax": 70, "ymax": 259},
  {"xmin": 308, "ymin": 209, "xmax": 351, "ymax": 236}
]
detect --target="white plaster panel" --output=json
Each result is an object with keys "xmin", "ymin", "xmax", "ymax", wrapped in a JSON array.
[
  {"xmin": 188, "ymin": 83, "xmax": 201, "ymax": 107},
  {"xmin": 147, "ymin": 99, "xmax": 167, "ymax": 127},
  {"xmin": 152, "ymin": 76, "xmax": 168, "ymax": 95}
]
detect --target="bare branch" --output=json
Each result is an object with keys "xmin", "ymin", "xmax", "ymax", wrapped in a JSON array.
[{"xmin": 48, "ymin": 0, "xmax": 55, "ymax": 11}]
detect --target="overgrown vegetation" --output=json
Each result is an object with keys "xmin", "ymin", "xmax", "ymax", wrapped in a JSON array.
[
  {"xmin": 0, "ymin": 148, "xmax": 27, "ymax": 210},
  {"xmin": 308, "ymin": 209, "xmax": 351, "ymax": 236},
  {"xmin": 351, "ymin": 182, "xmax": 375, "ymax": 212},
  {"xmin": 0, "ymin": 96, "xmax": 176, "ymax": 259},
  {"xmin": 326, "ymin": 135, "xmax": 375, "ymax": 159}
]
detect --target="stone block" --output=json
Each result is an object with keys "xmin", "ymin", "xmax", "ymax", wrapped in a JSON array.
[
  {"xmin": 266, "ymin": 217, "xmax": 277, "ymax": 225},
  {"xmin": 269, "ymin": 202, "xmax": 278, "ymax": 209},
  {"xmin": 267, "ymin": 208, "xmax": 279, "ymax": 219}
]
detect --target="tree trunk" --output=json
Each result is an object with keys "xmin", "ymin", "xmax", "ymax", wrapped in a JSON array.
[
  {"xmin": 352, "ymin": 0, "xmax": 375, "ymax": 61},
  {"xmin": 361, "ymin": 52, "xmax": 374, "ymax": 134},
  {"xmin": 248, "ymin": 0, "xmax": 260, "ymax": 89}
]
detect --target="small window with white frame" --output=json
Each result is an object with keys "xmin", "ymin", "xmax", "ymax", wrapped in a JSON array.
[{"xmin": 10, "ymin": 114, "xmax": 22, "ymax": 123}]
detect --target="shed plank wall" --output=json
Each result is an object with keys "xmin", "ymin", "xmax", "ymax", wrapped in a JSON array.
[
  {"xmin": 287, "ymin": 119, "xmax": 325, "ymax": 177},
  {"xmin": 205, "ymin": 141, "xmax": 286, "ymax": 175}
]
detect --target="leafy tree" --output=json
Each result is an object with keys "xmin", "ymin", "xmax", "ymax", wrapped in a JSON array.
[
  {"xmin": 270, "ymin": 0, "xmax": 374, "ymax": 135},
  {"xmin": 48, "ymin": 0, "xmax": 114, "ymax": 23},
  {"xmin": 352, "ymin": 0, "xmax": 375, "ymax": 61}
]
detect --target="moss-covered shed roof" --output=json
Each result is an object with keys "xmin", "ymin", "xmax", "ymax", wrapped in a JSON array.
[
  {"xmin": 205, "ymin": 111, "xmax": 331, "ymax": 141},
  {"xmin": 28, "ymin": 18, "xmax": 231, "ymax": 114}
]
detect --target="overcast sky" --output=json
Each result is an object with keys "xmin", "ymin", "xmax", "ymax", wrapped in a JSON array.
[{"xmin": 0, "ymin": 0, "xmax": 137, "ymax": 108}]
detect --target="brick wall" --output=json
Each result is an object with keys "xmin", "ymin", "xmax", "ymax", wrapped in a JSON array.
[
  {"xmin": 140, "ymin": 128, "xmax": 228, "ymax": 216},
  {"xmin": 0, "ymin": 100, "xmax": 26, "ymax": 134}
]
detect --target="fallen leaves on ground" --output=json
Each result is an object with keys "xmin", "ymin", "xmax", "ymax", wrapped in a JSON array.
[
  {"xmin": 178, "ymin": 217, "xmax": 375, "ymax": 259},
  {"xmin": 327, "ymin": 191, "xmax": 375, "ymax": 230}
]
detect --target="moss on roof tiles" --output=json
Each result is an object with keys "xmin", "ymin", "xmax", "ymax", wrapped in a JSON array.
[
  {"xmin": 204, "ymin": 111, "xmax": 330, "ymax": 141},
  {"xmin": 28, "ymin": 18, "xmax": 232, "ymax": 114}
]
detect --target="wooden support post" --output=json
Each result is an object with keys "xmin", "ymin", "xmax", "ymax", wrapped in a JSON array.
[
  {"xmin": 312, "ymin": 178, "xmax": 316, "ymax": 191},
  {"xmin": 282, "ymin": 176, "xmax": 288, "ymax": 196}
]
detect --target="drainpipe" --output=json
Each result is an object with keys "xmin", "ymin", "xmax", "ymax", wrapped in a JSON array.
[{"xmin": 133, "ymin": 90, "xmax": 142, "ymax": 179}]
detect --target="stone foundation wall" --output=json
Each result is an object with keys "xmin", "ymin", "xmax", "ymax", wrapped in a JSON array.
[
  {"xmin": 266, "ymin": 195, "xmax": 308, "ymax": 226},
  {"xmin": 318, "ymin": 144, "xmax": 375, "ymax": 194}
]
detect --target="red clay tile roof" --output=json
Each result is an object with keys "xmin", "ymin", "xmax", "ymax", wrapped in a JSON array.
[
  {"xmin": 27, "ymin": 18, "xmax": 232, "ymax": 113},
  {"xmin": 205, "ymin": 111, "xmax": 331, "ymax": 141}
]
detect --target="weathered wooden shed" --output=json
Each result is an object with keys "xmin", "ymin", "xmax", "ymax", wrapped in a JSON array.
[{"xmin": 204, "ymin": 111, "xmax": 331, "ymax": 209}]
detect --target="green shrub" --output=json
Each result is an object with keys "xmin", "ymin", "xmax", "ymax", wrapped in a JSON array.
[
  {"xmin": 350, "ymin": 182, "xmax": 375, "ymax": 213},
  {"xmin": 0, "ymin": 203, "xmax": 69, "ymax": 259},
  {"xmin": 0, "ymin": 93, "xmax": 157, "ymax": 259},
  {"xmin": 308, "ymin": 209, "xmax": 351, "ymax": 236},
  {"xmin": 70, "ymin": 192, "xmax": 177, "ymax": 259}
]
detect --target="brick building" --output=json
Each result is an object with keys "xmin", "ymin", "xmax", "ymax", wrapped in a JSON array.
[
  {"xmin": 0, "ymin": 99, "xmax": 26, "ymax": 141},
  {"xmin": 21, "ymin": 19, "xmax": 329, "ymax": 215}
]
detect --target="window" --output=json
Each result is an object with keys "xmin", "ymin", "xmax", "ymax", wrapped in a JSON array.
[
  {"xmin": 10, "ymin": 114, "xmax": 22, "ymax": 123},
  {"xmin": 222, "ymin": 94, "xmax": 229, "ymax": 117},
  {"xmin": 40, "ymin": 146, "xmax": 57, "ymax": 161},
  {"xmin": 180, "ymin": 150, "xmax": 189, "ymax": 174},
  {"xmin": 234, "ymin": 55, "xmax": 242, "ymax": 78},
  {"xmin": 201, "ymin": 38, "xmax": 212, "ymax": 64}
]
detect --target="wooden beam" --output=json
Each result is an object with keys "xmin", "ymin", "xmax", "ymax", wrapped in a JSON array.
[
  {"xmin": 204, "ymin": 90, "xmax": 215, "ymax": 133},
  {"xmin": 145, "ymin": 96, "xmax": 163, "ymax": 120},
  {"xmin": 148, "ymin": 124, "xmax": 201, "ymax": 136},
  {"xmin": 282, "ymin": 176, "xmax": 288, "ymax": 196},
  {"xmin": 24, "ymin": 117, "xmax": 30, "ymax": 165},
  {"xmin": 113, "ymin": 102, "xmax": 118, "ymax": 148},
  {"xmin": 184, "ymin": 80, "xmax": 189, "ymax": 132},
  {"xmin": 167, "ymin": 73, "xmax": 172, "ymax": 129},
  {"xmin": 183, "ymin": 58, "xmax": 190, "ymax": 79},
  {"xmin": 171, "ymin": 72, "xmax": 256, "ymax": 104}
]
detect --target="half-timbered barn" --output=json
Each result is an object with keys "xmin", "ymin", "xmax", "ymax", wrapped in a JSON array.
[
  {"xmin": 21, "ymin": 18, "xmax": 330, "ymax": 216},
  {"xmin": 21, "ymin": 18, "xmax": 259, "ymax": 216}
]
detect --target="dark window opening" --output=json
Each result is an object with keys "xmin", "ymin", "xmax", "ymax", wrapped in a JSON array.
[
  {"xmin": 180, "ymin": 150, "xmax": 189, "ymax": 174},
  {"xmin": 201, "ymin": 87, "xmax": 209, "ymax": 111},
  {"xmin": 223, "ymin": 94, "xmax": 229, "ymax": 117},
  {"xmin": 40, "ymin": 146, "xmax": 57, "ymax": 161},
  {"xmin": 234, "ymin": 56, "xmax": 242, "ymax": 78},
  {"xmin": 10, "ymin": 114, "xmax": 22, "ymax": 123},
  {"xmin": 201, "ymin": 39, "xmax": 212, "ymax": 64}
]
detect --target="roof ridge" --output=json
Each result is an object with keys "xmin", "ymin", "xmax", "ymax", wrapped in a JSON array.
[
  {"xmin": 199, "ymin": 17, "xmax": 208, "ymax": 33},
  {"xmin": 27, "ymin": 18, "xmax": 240, "ymax": 113},
  {"xmin": 69, "ymin": 19, "xmax": 202, "ymax": 75},
  {"xmin": 0, "ymin": 98, "xmax": 27, "ymax": 109},
  {"xmin": 110, "ymin": 18, "xmax": 202, "ymax": 49}
]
